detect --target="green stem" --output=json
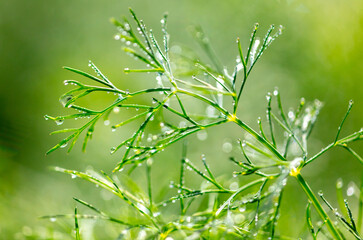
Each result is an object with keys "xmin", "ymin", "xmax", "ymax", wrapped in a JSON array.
[
  {"xmin": 358, "ymin": 171, "xmax": 363, "ymax": 234},
  {"xmin": 177, "ymin": 88, "xmax": 285, "ymax": 162},
  {"xmin": 295, "ymin": 173, "xmax": 342, "ymax": 240}
]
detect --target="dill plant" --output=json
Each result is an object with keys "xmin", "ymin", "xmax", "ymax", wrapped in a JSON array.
[{"xmin": 44, "ymin": 8, "xmax": 363, "ymax": 239}]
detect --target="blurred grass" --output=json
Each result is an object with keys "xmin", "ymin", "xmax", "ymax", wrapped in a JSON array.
[{"xmin": 0, "ymin": 0, "xmax": 362, "ymax": 238}]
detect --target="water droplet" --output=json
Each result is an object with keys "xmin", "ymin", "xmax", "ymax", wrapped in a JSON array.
[
  {"xmin": 197, "ymin": 130, "xmax": 208, "ymax": 141},
  {"xmin": 50, "ymin": 217, "xmax": 56, "ymax": 222},
  {"xmin": 347, "ymin": 186, "xmax": 355, "ymax": 196},
  {"xmin": 71, "ymin": 174, "xmax": 77, "ymax": 179},
  {"xmin": 318, "ymin": 190, "xmax": 323, "ymax": 196},
  {"xmin": 229, "ymin": 182, "xmax": 239, "ymax": 191},
  {"xmin": 113, "ymin": 107, "xmax": 120, "ymax": 113},
  {"xmin": 288, "ymin": 111, "xmax": 295, "ymax": 121},
  {"xmin": 136, "ymin": 203, "xmax": 150, "ymax": 215},
  {"xmin": 55, "ymin": 119, "xmax": 64, "ymax": 125},
  {"xmin": 59, "ymin": 94, "xmax": 73, "ymax": 107},
  {"xmin": 124, "ymin": 23, "xmax": 130, "ymax": 31},
  {"xmin": 282, "ymin": 178, "xmax": 287, "ymax": 186},
  {"xmin": 314, "ymin": 99, "xmax": 323, "ymax": 108},
  {"xmin": 60, "ymin": 142, "xmax": 68, "ymax": 148},
  {"xmin": 110, "ymin": 147, "xmax": 116, "ymax": 154},
  {"xmin": 153, "ymin": 212, "xmax": 160, "ymax": 217},
  {"xmin": 239, "ymin": 206, "xmax": 246, "ymax": 212},
  {"xmin": 111, "ymin": 126, "xmax": 117, "ymax": 132},
  {"xmin": 179, "ymin": 121, "xmax": 187, "ymax": 128},
  {"xmin": 104, "ymin": 120, "xmax": 110, "ymax": 126},
  {"xmin": 266, "ymin": 92, "xmax": 272, "ymax": 101},
  {"xmin": 114, "ymin": 35, "xmax": 120, "ymax": 40},
  {"xmin": 222, "ymin": 141, "xmax": 233, "ymax": 153},
  {"xmin": 336, "ymin": 178, "xmax": 343, "ymax": 189},
  {"xmin": 300, "ymin": 97, "xmax": 306, "ymax": 105},
  {"xmin": 147, "ymin": 158, "xmax": 153, "ymax": 166},
  {"xmin": 206, "ymin": 106, "xmax": 216, "ymax": 117},
  {"xmin": 273, "ymin": 89, "xmax": 279, "ymax": 96},
  {"xmin": 137, "ymin": 230, "xmax": 146, "ymax": 239}
]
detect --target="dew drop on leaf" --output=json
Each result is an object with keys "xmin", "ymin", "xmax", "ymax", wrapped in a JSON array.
[
  {"xmin": 59, "ymin": 94, "xmax": 73, "ymax": 107},
  {"xmin": 336, "ymin": 178, "xmax": 343, "ymax": 189},
  {"xmin": 347, "ymin": 186, "xmax": 355, "ymax": 196},
  {"xmin": 288, "ymin": 111, "xmax": 295, "ymax": 121},
  {"xmin": 60, "ymin": 142, "xmax": 68, "ymax": 148},
  {"xmin": 55, "ymin": 119, "xmax": 64, "ymax": 126},
  {"xmin": 239, "ymin": 206, "xmax": 246, "ymax": 212},
  {"xmin": 113, "ymin": 107, "xmax": 120, "ymax": 113},
  {"xmin": 110, "ymin": 147, "xmax": 116, "ymax": 154},
  {"xmin": 266, "ymin": 92, "xmax": 271, "ymax": 101}
]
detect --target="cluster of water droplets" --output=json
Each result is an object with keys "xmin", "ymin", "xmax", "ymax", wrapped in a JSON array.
[
  {"xmin": 301, "ymin": 99, "xmax": 322, "ymax": 132},
  {"xmin": 249, "ymin": 38, "xmax": 260, "ymax": 64}
]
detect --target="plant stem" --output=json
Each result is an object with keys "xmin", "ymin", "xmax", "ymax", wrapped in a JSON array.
[
  {"xmin": 295, "ymin": 173, "xmax": 343, "ymax": 240},
  {"xmin": 177, "ymin": 88, "xmax": 285, "ymax": 162},
  {"xmin": 358, "ymin": 170, "xmax": 363, "ymax": 234}
]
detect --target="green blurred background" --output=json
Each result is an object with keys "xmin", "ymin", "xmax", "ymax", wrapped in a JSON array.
[{"xmin": 0, "ymin": 0, "xmax": 362, "ymax": 239}]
